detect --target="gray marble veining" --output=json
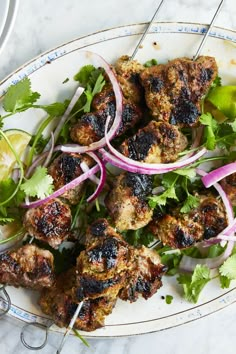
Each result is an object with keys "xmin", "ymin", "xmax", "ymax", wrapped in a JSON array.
[{"xmin": 0, "ymin": 0, "xmax": 236, "ymax": 353}]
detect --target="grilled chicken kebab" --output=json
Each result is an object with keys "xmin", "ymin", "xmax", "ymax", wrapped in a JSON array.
[{"xmin": 0, "ymin": 54, "xmax": 224, "ymax": 332}]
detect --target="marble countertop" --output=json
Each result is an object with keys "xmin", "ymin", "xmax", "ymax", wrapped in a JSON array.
[{"xmin": 0, "ymin": 0, "xmax": 236, "ymax": 353}]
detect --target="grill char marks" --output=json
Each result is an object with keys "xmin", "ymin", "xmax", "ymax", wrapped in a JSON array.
[
  {"xmin": 149, "ymin": 192, "xmax": 228, "ymax": 249},
  {"xmin": 23, "ymin": 198, "xmax": 72, "ymax": 248},
  {"xmin": 120, "ymin": 120, "xmax": 188, "ymax": 163},
  {"xmin": 140, "ymin": 56, "xmax": 218, "ymax": 127},
  {"xmin": 105, "ymin": 172, "xmax": 153, "ymax": 231},
  {"xmin": 0, "ymin": 244, "xmax": 55, "ymax": 289}
]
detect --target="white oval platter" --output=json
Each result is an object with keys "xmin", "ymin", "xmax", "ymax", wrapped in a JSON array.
[{"xmin": 0, "ymin": 22, "xmax": 236, "ymax": 338}]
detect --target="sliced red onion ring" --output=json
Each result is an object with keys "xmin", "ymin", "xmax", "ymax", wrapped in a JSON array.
[
  {"xmin": 53, "ymin": 86, "xmax": 85, "ymax": 144},
  {"xmin": 80, "ymin": 161, "xmax": 100, "ymax": 185},
  {"xmin": 85, "ymin": 152, "xmax": 106, "ymax": 202},
  {"xmin": 179, "ymin": 126, "xmax": 204, "ymax": 162},
  {"xmin": 60, "ymin": 51, "xmax": 123, "ymax": 154},
  {"xmin": 179, "ymin": 168, "xmax": 234, "ymax": 271},
  {"xmin": 102, "ymin": 116, "xmax": 207, "ymax": 174},
  {"xmin": 202, "ymin": 162, "xmax": 236, "ymax": 188}
]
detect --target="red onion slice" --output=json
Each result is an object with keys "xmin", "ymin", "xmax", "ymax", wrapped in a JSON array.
[
  {"xmin": 85, "ymin": 152, "xmax": 106, "ymax": 202},
  {"xmin": 102, "ymin": 116, "xmax": 207, "ymax": 174},
  {"xmin": 202, "ymin": 162, "xmax": 236, "ymax": 188}
]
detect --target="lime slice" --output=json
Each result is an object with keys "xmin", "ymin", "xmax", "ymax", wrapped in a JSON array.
[
  {"xmin": 207, "ymin": 86, "xmax": 236, "ymax": 120},
  {"xmin": 0, "ymin": 129, "xmax": 31, "ymax": 181}
]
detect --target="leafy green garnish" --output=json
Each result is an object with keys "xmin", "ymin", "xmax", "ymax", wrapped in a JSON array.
[
  {"xmin": 73, "ymin": 65, "xmax": 105, "ymax": 113},
  {"xmin": 157, "ymin": 246, "xmax": 182, "ymax": 275},
  {"xmin": 149, "ymin": 174, "xmax": 179, "ymax": 208},
  {"xmin": 123, "ymin": 227, "xmax": 154, "ymax": 247},
  {"xmin": 144, "ymin": 59, "xmax": 158, "ymax": 67},
  {"xmin": 165, "ymin": 295, "xmax": 173, "ymax": 304},
  {"xmin": 219, "ymin": 254, "xmax": 236, "ymax": 280},
  {"xmin": 3, "ymin": 78, "xmax": 40, "ymax": 113},
  {"xmin": 73, "ymin": 329, "xmax": 90, "ymax": 347},
  {"xmin": 177, "ymin": 264, "xmax": 211, "ymax": 303},
  {"xmin": 200, "ymin": 112, "xmax": 218, "ymax": 150},
  {"xmin": 20, "ymin": 166, "xmax": 54, "ymax": 199}
]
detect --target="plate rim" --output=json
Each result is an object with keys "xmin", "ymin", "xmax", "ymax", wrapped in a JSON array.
[{"xmin": 1, "ymin": 20, "xmax": 236, "ymax": 338}]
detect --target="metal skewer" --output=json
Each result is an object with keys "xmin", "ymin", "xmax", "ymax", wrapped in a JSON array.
[
  {"xmin": 193, "ymin": 0, "xmax": 225, "ymax": 60},
  {"xmin": 0, "ymin": 285, "xmax": 11, "ymax": 317},
  {"xmin": 130, "ymin": 0, "xmax": 165, "ymax": 60},
  {"xmin": 56, "ymin": 301, "xmax": 84, "ymax": 354}
]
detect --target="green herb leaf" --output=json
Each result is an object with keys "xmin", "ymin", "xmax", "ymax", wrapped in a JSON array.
[
  {"xmin": 165, "ymin": 295, "xmax": 173, "ymax": 304},
  {"xmin": 144, "ymin": 59, "xmax": 158, "ymax": 67},
  {"xmin": 219, "ymin": 253, "xmax": 236, "ymax": 280},
  {"xmin": 20, "ymin": 166, "xmax": 54, "ymax": 199},
  {"xmin": 149, "ymin": 185, "xmax": 178, "ymax": 207},
  {"xmin": 3, "ymin": 78, "xmax": 40, "ymax": 113},
  {"xmin": 180, "ymin": 194, "xmax": 200, "ymax": 213},
  {"xmin": 0, "ymin": 216, "xmax": 15, "ymax": 226},
  {"xmin": 219, "ymin": 275, "xmax": 231, "ymax": 289},
  {"xmin": 158, "ymin": 246, "xmax": 182, "ymax": 275},
  {"xmin": 177, "ymin": 264, "xmax": 211, "ymax": 303},
  {"xmin": 73, "ymin": 329, "xmax": 90, "ymax": 347},
  {"xmin": 39, "ymin": 102, "xmax": 66, "ymax": 116},
  {"xmin": 200, "ymin": 112, "xmax": 218, "ymax": 150},
  {"xmin": 74, "ymin": 65, "xmax": 95, "ymax": 84},
  {"xmin": 174, "ymin": 168, "xmax": 196, "ymax": 179}
]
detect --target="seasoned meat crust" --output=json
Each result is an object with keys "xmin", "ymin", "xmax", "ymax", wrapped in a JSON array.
[
  {"xmin": 48, "ymin": 153, "xmax": 93, "ymax": 204},
  {"xmin": 39, "ymin": 220, "xmax": 166, "ymax": 331},
  {"xmin": 23, "ymin": 198, "xmax": 72, "ymax": 248},
  {"xmin": 149, "ymin": 193, "xmax": 227, "ymax": 249},
  {"xmin": 0, "ymin": 244, "xmax": 55, "ymax": 289},
  {"xmin": 119, "ymin": 120, "xmax": 188, "ymax": 163},
  {"xmin": 39, "ymin": 268, "xmax": 116, "ymax": 331},
  {"xmin": 221, "ymin": 173, "xmax": 236, "ymax": 206},
  {"xmin": 119, "ymin": 246, "xmax": 167, "ymax": 302},
  {"xmin": 140, "ymin": 56, "xmax": 218, "ymax": 127},
  {"xmin": 105, "ymin": 172, "xmax": 153, "ymax": 231}
]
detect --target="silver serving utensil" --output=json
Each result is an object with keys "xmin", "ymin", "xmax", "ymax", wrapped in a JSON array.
[
  {"xmin": 20, "ymin": 320, "xmax": 54, "ymax": 351},
  {"xmin": 56, "ymin": 301, "xmax": 84, "ymax": 354},
  {"xmin": 130, "ymin": 0, "xmax": 165, "ymax": 60},
  {"xmin": 0, "ymin": 285, "xmax": 11, "ymax": 317},
  {"xmin": 193, "ymin": 0, "xmax": 225, "ymax": 60}
]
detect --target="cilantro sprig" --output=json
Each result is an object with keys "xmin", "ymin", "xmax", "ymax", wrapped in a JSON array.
[{"xmin": 20, "ymin": 166, "xmax": 54, "ymax": 199}]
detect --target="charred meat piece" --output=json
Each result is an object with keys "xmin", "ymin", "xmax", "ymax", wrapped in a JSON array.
[
  {"xmin": 221, "ymin": 173, "xmax": 236, "ymax": 206},
  {"xmin": 149, "ymin": 193, "xmax": 227, "ymax": 249},
  {"xmin": 0, "ymin": 244, "xmax": 55, "ymax": 289},
  {"xmin": 119, "ymin": 120, "xmax": 188, "ymax": 163},
  {"xmin": 48, "ymin": 153, "xmax": 93, "ymax": 204},
  {"xmin": 39, "ymin": 269, "xmax": 116, "ymax": 331},
  {"xmin": 114, "ymin": 55, "xmax": 144, "ymax": 104},
  {"xmin": 70, "ymin": 93, "xmax": 142, "ymax": 146},
  {"xmin": 105, "ymin": 172, "xmax": 153, "ymax": 231},
  {"xmin": 24, "ymin": 198, "xmax": 72, "ymax": 248},
  {"xmin": 84, "ymin": 218, "xmax": 123, "ymax": 247},
  {"xmin": 119, "ymin": 246, "xmax": 166, "ymax": 302},
  {"xmin": 140, "ymin": 56, "xmax": 218, "ymax": 127}
]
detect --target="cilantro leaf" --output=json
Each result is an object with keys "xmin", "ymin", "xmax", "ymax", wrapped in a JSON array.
[
  {"xmin": 177, "ymin": 264, "xmax": 211, "ymax": 303},
  {"xmin": 20, "ymin": 166, "xmax": 54, "ymax": 199},
  {"xmin": 144, "ymin": 59, "xmax": 158, "ymax": 67},
  {"xmin": 83, "ymin": 73, "xmax": 105, "ymax": 113},
  {"xmin": 180, "ymin": 194, "xmax": 200, "ymax": 213},
  {"xmin": 149, "ymin": 185, "xmax": 178, "ymax": 207},
  {"xmin": 3, "ymin": 78, "xmax": 41, "ymax": 113},
  {"xmin": 74, "ymin": 65, "xmax": 95, "ymax": 85},
  {"xmin": 165, "ymin": 295, "xmax": 173, "ymax": 304},
  {"xmin": 200, "ymin": 112, "xmax": 218, "ymax": 150},
  {"xmin": 0, "ymin": 216, "xmax": 15, "ymax": 226},
  {"xmin": 174, "ymin": 168, "xmax": 196, "ymax": 179},
  {"xmin": 38, "ymin": 102, "xmax": 66, "ymax": 116},
  {"xmin": 219, "ymin": 254, "xmax": 236, "ymax": 280},
  {"xmin": 122, "ymin": 227, "xmax": 154, "ymax": 247},
  {"xmin": 158, "ymin": 246, "xmax": 182, "ymax": 275},
  {"xmin": 219, "ymin": 275, "xmax": 231, "ymax": 289}
]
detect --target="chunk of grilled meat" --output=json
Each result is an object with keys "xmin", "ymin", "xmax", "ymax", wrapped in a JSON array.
[
  {"xmin": 48, "ymin": 153, "xmax": 93, "ymax": 204},
  {"xmin": 114, "ymin": 55, "xmax": 144, "ymax": 104},
  {"xmin": 0, "ymin": 244, "xmax": 55, "ymax": 289},
  {"xmin": 84, "ymin": 218, "xmax": 123, "ymax": 247},
  {"xmin": 140, "ymin": 56, "xmax": 218, "ymax": 127},
  {"xmin": 23, "ymin": 198, "xmax": 72, "ymax": 248},
  {"xmin": 221, "ymin": 173, "xmax": 236, "ymax": 206},
  {"xmin": 149, "ymin": 193, "xmax": 227, "ymax": 249},
  {"xmin": 70, "ymin": 87, "xmax": 142, "ymax": 146},
  {"xmin": 39, "ymin": 268, "xmax": 116, "ymax": 331},
  {"xmin": 119, "ymin": 120, "xmax": 188, "ymax": 163},
  {"xmin": 119, "ymin": 246, "xmax": 166, "ymax": 302},
  {"xmin": 105, "ymin": 173, "xmax": 153, "ymax": 231}
]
